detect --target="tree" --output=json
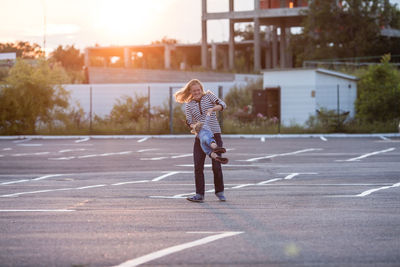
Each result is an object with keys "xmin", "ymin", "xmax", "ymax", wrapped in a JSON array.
[
  {"xmin": 291, "ymin": 0, "xmax": 400, "ymax": 66},
  {"xmin": 0, "ymin": 41, "xmax": 43, "ymax": 59},
  {"xmin": 0, "ymin": 59, "xmax": 70, "ymax": 134},
  {"xmin": 49, "ymin": 45, "xmax": 84, "ymax": 71},
  {"xmin": 356, "ymin": 54, "xmax": 400, "ymax": 122},
  {"xmin": 109, "ymin": 94, "xmax": 149, "ymax": 124}
]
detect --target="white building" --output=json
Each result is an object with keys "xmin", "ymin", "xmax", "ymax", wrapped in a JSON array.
[{"xmin": 262, "ymin": 68, "xmax": 358, "ymax": 126}]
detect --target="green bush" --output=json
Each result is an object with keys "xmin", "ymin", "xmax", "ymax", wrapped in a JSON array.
[
  {"xmin": 0, "ymin": 59, "xmax": 70, "ymax": 134},
  {"xmin": 356, "ymin": 54, "xmax": 400, "ymax": 123}
]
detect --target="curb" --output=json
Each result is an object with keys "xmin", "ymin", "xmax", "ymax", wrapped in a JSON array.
[{"xmin": 0, "ymin": 133, "xmax": 399, "ymax": 140}]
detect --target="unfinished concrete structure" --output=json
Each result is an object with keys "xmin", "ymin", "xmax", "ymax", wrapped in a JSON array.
[
  {"xmin": 83, "ymin": 0, "xmax": 400, "ymax": 79},
  {"xmin": 201, "ymin": 0, "xmax": 308, "ymax": 72}
]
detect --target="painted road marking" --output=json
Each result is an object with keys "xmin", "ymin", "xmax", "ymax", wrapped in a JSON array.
[
  {"xmin": 140, "ymin": 157, "xmax": 168, "ymax": 161},
  {"xmin": 75, "ymin": 137, "xmax": 90, "ymax": 143},
  {"xmin": 32, "ymin": 174, "xmax": 63, "ymax": 181},
  {"xmin": 283, "ymin": 173, "xmax": 299, "ymax": 180},
  {"xmin": 176, "ymin": 164, "xmax": 258, "ymax": 168},
  {"xmin": 379, "ymin": 136, "xmax": 390, "ymax": 141},
  {"xmin": 59, "ymin": 149, "xmax": 87, "ymax": 153},
  {"xmin": 2, "ymin": 148, "xmax": 12, "ymax": 151},
  {"xmin": 112, "ymin": 180, "xmax": 149, "ymax": 186},
  {"xmin": 152, "ymin": 172, "xmax": 180, "ymax": 182},
  {"xmin": 49, "ymin": 156, "xmax": 75, "ymax": 160},
  {"xmin": 241, "ymin": 148, "xmax": 322, "ymax": 162},
  {"xmin": 320, "ymin": 136, "xmax": 327, "ymax": 141},
  {"xmin": 17, "ymin": 144, "xmax": 43, "ymax": 147},
  {"xmin": 0, "ymin": 209, "xmax": 75, "ymax": 212},
  {"xmin": 356, "ymin": 182, "xmax": 400, "ymax": 197},
  {"xmin": 1, "ymin": 174, "xmax": 64, "ymax": 185},
  {"xmin": 141, "ymin": 154, "xmax": 192, "ymax": 160},
  {"xmin": 11, "ymin": 152, "xmax": 50, "ymax": 157},
  {"xmin": 150, "ymin": 173, "xmax": 312, "ymax": 199},
  {"xmin": 76, "ymin": 184, "xmax": 106, "ymax": 190},
  {"xmin": 13, "ymin": 138, "xmax": 31, "ymax": 144},
  {"xmin": 137, "ymin": 148, "xmax": 158, "ymax": 152},
  {"xmin": 49, "ymin": 151, "xmax": 132, "ymax": 160},
  {"xmin": 341, "ymin": 148, "xmax": 395, "ymax": 162},
  {"xmin": 149, "ymin": 191, "xmax": 195, "ymax": 199},
  {"xmin": 137, "ymin": 137, "xmax": 149, "ymax": 143},
  {"xmin": 1, "ymin": 179, "xmax": 30, "ymax": 185},
  {"xmin": 232, "ymin": 184, "xmax": 254, "ymax": 189},
  {"xmin": 113, "ymin": 231, "xmax": 244, "ymax": 267},
  {"xmin": 171, "ymin": 153, "xmax": 192, "ymax": 159},
  {"xmin": 257, "ymin": 178, "xmax": 283, "ymax": 185},
  {"xmin": 0, "ymin": 171, "xmax": 188, "ymax": 197}
]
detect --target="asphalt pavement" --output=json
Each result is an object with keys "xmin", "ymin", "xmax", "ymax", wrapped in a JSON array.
[{"xmin": 0, "ymin": 135, "xmax": 399, "ymax": 266}]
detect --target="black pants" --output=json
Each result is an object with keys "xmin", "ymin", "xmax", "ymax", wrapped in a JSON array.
[{"xmin": 193, "ymin": 133, "xmax": 224, "ymax": 195}]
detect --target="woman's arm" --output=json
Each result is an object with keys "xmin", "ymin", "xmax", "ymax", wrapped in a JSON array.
[
  {"xmin": 206, "ymin": 91, "xmax": 227, "ymax": 111},
  {"xmin": 207, "ymin": 104, "xmax": 222, "ymax": 115}
]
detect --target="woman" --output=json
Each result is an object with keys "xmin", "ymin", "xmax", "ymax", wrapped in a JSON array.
[{"xmin": 174, "ymin": 79, "xmax": 227, "ymax": 203}]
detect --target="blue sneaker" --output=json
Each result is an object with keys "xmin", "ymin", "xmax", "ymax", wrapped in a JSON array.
[
  {"xmin": 186, "ymin": 194, "xmax": 204, "ymax": 203},
  {"xmin": 215, "ymin": 192, "xmax": 226, "ymax": 202}
]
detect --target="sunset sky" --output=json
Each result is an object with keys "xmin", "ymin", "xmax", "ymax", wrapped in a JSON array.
[{"xmin": 1, "ymin": 0, "xmax": 399, "ymax": 54}]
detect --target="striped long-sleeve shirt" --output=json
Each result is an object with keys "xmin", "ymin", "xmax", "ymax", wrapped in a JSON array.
[{"xmin": 185, "ymin": 91, "xmax": 227, "ymax": 134}]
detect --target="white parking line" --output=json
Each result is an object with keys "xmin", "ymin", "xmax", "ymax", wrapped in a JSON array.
[
  {"xmin": 140, "ymin": 157, "xmax": 168, "ymax": 161},
  {"xmin": 0, "ymin": 209, "xmax": 75, "ymax": 212},
  {"xmin": 231, "ymin": 184, "xmax": 254, "ymax": 189},
  {"xmin": 1, "ymin": 179, "xmax": 30, "ymax": 185},
  {"xmin": 1, "ymin": 174, "xmax": 64, "ymax": 185},
  {"xmin": 152, "ymin": 172, "xmax": 180, "ymax": 182},
  {"xmin": 356, "ymin": 182, "xmax": 400, "ymax": 197},
  {"xmin": 150, "ymin": 172, "xmax": 311, "ymax": 198},
  {"xmin": 149, "ymin": 191, "xmax": 196, "ymax": 199},
  {"xmin": 49, "ymin": 151, "xmax": 133, "ymax": 160},
  {"xmin": 75, "ymin": 137, "xmax": 90, "ymax": 143},
  {"xmin": 59, "ymin": 149, "xmax": 87, "ymax": 153},
  {"xmin": 76, "ymin": 184, "xmax": 106, "ymax": 190},
  {"xmin": 342, "ymin": 147, "xmax": 395, "ymax": 162},
  {"xmin": 241, "ymin": 148, "xmax": 322, "ymax": 162},
  {"xmin": 257, "ymin": 178, "xmax": 282, "ymax": 185},
  {"xmin": 13, "ymin": 138, "xmax": 31, "ymax": 144},
  {"xmin": 320, "ymin": 136, "xmax": 327, "ymax": 141},
  {"xmin": 112, "ymin": 180, "xmax": 149, "ymax": 186},
  {"xmin": 49, "ymin": 156, "xmax": 75, "ymax": 160},
  {"xmin": 11, "ymin": 152, "xmax": 50, "ymax": 157},
  {"xmin": 137, "ymin": 137, "xmax": 149, "ymax": 143},
  {"xmin": 112, "ymin": 231, "xmax": 244, "ymax": 267},
  {"xmin": 17, "ymin": 144, "xmax": 42, "ymax": 147},
  {"xmin": 137, "ymin": 148, "xmax": 158, "ymax": 153},
  {"xmin": 171, "ymin": 153, "xmax": 192, "ymax": 159},
  {"xmin": 33, "ymin": 174, "xmax": 63, "ymax": 181},
  {"xmin": 176, "ymin": 164, "xmax": 258, "ymax": 167},
  {"xmin": 283, "ymin": 173, "xmax": 299, "ymax": 180},
  {"xmin": 0, "ymin": 171, "xmax": 189, "ymax": 197}
]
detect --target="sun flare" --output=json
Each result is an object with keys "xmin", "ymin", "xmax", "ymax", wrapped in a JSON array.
[{"xmin": 95, "ymin": 0, "xmax": 165, "ymax": 42}]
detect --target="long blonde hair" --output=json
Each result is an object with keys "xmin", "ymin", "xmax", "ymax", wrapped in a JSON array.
[{"xmin": 174, "ymin": 79, "xmax": 205, "ymax": 103}]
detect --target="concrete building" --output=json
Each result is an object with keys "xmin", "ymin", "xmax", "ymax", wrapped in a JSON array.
[
  {"xmin": 83, "ymin": 0, "xmax": 400, "ymax": 77},
  {"xmin": 201, "ymin": 0, "xmax": 308, "ymax": 72},
  {"xmin": 262, "ymin": 68, "xmax": 358, "ymax": 126}
]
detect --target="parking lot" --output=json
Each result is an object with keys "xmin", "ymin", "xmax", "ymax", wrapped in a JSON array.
[{"xmin": 0, "ymin": 135, "xmax": 399, "ymax": 266}]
